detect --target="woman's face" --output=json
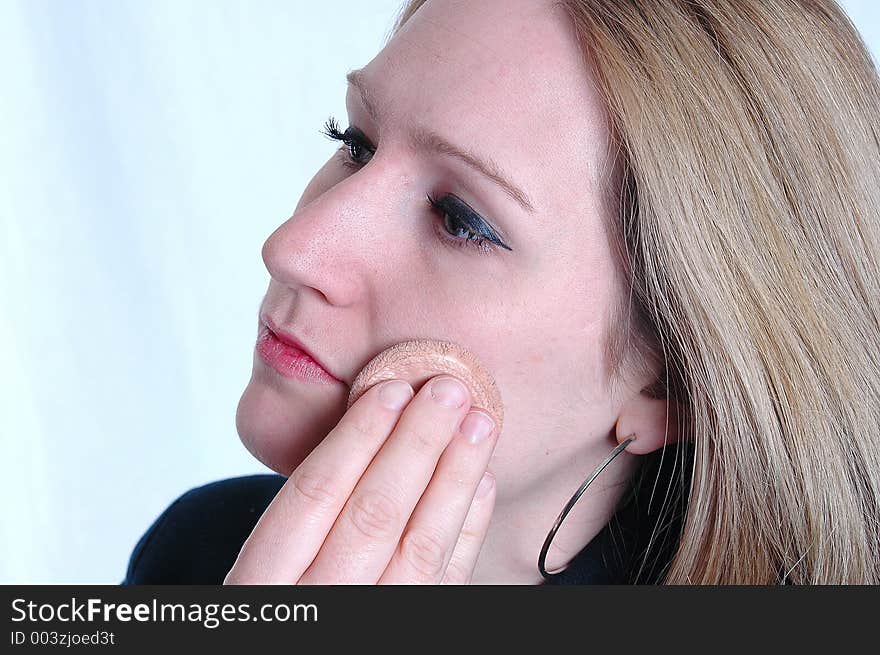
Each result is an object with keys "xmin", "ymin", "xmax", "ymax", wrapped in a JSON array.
[{"xmin": 237, "ymin": 0, "xmax": 641, "ymax": 502}]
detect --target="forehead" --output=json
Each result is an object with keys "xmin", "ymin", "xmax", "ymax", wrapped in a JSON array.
[{"xmin": 357, "ymin": 0, "xmax": 614, "ymax": 218}]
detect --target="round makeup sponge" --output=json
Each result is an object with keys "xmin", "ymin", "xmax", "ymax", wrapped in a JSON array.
[{"xmin": 346, "ymin": 339, "xmax": 504, "ymax": 433}]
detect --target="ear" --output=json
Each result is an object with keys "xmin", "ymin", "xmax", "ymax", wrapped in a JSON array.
[{"xmin": 614, "ymin": 390, "xmax": 681, "ymax": 455}]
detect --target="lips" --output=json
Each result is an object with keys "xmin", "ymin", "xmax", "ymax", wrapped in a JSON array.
[{"xmin": 259, "ymin": 315, "xmax": 343, "ymax": 384}]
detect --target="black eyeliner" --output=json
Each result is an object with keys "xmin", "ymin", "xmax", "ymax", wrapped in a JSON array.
[{"xmin": 430, "ymin": 194, "xmax": 513, "ymax": 251}]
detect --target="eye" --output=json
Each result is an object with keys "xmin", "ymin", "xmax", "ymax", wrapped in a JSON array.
[
  {"xmin": 426, "ymin": 193, "xmax": 506, "ymax": 255},
  {"xmin": 320, "ymin": 116, "xmax": 373, "ymax": 168},
  {"xmin": 319, "ymin": 115, "xmax": 513, "ymax": 255}
]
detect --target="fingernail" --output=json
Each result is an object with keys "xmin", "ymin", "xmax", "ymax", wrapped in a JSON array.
[
  {"xmin": 430, "ymin": 376, "xmax": 467, "ymax": 408},
  {"xmin": 378, "ymin": 380, "xmax": 413, "ymax": 410},
  {"xmin": 459, "ymin": 410, "xmax": 495, "ymax": 444},
  {"xmin": 475, "ymin": 471, "xmax": 495, "ymax": 499}
]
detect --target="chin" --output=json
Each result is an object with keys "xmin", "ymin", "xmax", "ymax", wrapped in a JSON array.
[{"xmin": 235, "ymin": 369, "xmax": 348, "ymax": 476}]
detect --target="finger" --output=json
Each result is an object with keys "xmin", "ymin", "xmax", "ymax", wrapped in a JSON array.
[
  {"xmin": 441, "ymin": 471, "xmax": 496, "ymax": 585},
  {"xmin": 224, "ymin": 379, "xmax": 415, "ymax": 584},
  {"xmin": 377, "ymin": 409, "xmax": 498, "ymax": 584},
  {"xmin": 297, "ymin": 375, "xmax": 472, "ymax": 584}
]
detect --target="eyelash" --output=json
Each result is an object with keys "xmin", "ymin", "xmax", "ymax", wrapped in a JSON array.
[{"xmin": 319, "ymin": 115, "xmax": 502, "ymax": 256}]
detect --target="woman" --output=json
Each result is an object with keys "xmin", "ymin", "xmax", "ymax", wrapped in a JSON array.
[{"xmin": 123, "ymin": 0, "xmax": 880, "ymax": 584}]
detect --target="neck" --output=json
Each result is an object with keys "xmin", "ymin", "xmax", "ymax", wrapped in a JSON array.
[{"xmin": 469, "ymin": 448, "xmax": 638, "ymax": 585}]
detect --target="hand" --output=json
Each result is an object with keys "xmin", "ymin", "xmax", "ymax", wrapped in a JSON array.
[{"xmin": 224, "ymin": 375, "xmax": 499, "ymax": 584}]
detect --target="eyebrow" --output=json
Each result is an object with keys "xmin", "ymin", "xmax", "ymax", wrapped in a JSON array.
[{"xmin": 346, "ymin": 68, "xmax": 536, "ymax": 215}]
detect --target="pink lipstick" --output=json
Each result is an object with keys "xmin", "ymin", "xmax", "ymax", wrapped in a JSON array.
[{"xmin": 256, "ymin": 324, "xmax": 342, "ymax": 386}]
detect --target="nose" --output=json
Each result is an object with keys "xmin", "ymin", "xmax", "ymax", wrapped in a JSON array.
[{"xmin": 261, "ymin": 171, "xmax": 405, "ymax": 307}]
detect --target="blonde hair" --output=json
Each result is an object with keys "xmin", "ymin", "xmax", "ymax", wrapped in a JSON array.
[{"xmin": 388, "ymin": 0, "xmax": 880, "ymax": 583}]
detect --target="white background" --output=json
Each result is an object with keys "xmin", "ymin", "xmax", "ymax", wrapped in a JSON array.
[{"xmin": 1, "ymin": 0, "xmax": 877, "ymax": 583}]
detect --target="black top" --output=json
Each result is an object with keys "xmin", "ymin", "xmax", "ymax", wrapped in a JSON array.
[{"xmin": 122, "ymin": 444, "xmax": 691, "ymax": 585}]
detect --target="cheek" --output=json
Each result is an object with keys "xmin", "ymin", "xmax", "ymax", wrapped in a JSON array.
[
  {"xmin": 450, "ymin": 273, "xmax": 616, "ymax": 449},
  {"xmin": 502, "ymin": 321, "xmax": 609, "ymax": 420},
  {"xmin": 482, "ymin": 286, "xmax": 610, "ymax": 386}
]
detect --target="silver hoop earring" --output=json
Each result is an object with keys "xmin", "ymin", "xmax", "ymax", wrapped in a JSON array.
[{"xmin": 538, "ymin": 435, "xmax": 635, "ymax": 580}]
